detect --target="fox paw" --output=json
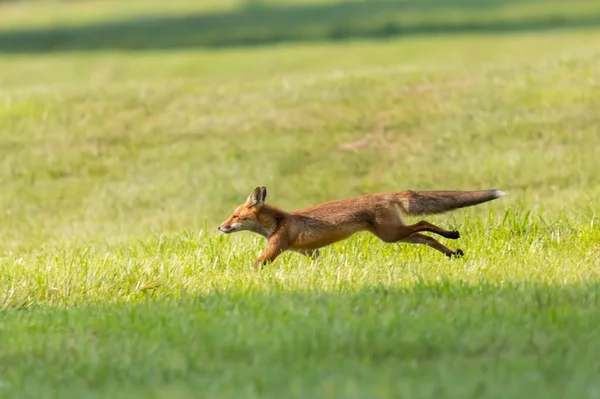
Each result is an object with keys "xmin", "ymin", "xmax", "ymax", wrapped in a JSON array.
[
  {"xmin": 252, "ymin": 262, "xmax": 263, "ymax": 271},
  {"xmin": 446, "ymin": 230, "xmax": 461, "ymax": 239},
  {"xmin": 447, "ymin": 249, "xmax": 464, "ymax": 258}
]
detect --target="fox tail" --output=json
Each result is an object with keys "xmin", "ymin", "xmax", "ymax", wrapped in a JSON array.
[{"xmin": 397, "ymin": 189, "xmax": 505, "ymax": 216}]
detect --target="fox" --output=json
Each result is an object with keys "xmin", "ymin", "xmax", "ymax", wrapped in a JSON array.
[{"xmin": 218, "ymin": 186, "xmax": 505, "ymax": 269}]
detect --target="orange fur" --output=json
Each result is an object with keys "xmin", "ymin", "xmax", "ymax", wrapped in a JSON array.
[{"xmin": 218, "ymin": 186, "xmax": 505, "ymax": 269}]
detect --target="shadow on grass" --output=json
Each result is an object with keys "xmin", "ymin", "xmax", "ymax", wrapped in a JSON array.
[
  {"xmin": 1, "ymin": 0, "xmax": 600, "ymax": 53},
  {"xmin": 2, "ymin": 281, "xmax": 600, "ymax": 396}
]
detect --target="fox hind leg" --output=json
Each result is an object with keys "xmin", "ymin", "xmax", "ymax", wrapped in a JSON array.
[
  {"xmin": 400, "ymin": 233, "xmax": 464, "ymax": 257},
  {"xmin": 409, "ymin": 220, "xmax": 460, "ymax": 239},
  {"xmin": 371, "ymin": 207, "xmax": 460, "ymax": 242}
]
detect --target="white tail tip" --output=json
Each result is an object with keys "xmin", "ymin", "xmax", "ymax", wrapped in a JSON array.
[{"xmin": 493, "ymin": 190, "xmax": 507, "ymax": 198}]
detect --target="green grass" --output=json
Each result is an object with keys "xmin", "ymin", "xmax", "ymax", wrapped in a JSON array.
[{"xmin": 1, "ymin": 0, "xmax": 600, "ymax": 397}]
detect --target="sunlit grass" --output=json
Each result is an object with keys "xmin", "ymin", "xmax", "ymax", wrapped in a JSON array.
[{"xmin": 1, "ymin": 212, "xmax": 598, "ymax": 310}]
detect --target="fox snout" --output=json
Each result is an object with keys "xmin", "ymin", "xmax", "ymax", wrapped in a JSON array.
[
  {"xmin": 217, "ymin": 224, "xmax": 235, "ymax": 233},
  {"xmin": 218, "ymin": 220, "xmax": 243, "ymax": 234}
]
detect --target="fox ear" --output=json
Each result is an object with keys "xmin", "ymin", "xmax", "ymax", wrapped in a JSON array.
[
  {"xmin": 246, "ymin": 186, "xmax": 265, "ymax": 208},
  {"xmin": 260, "ymin": 186, "xmax": 267, "ymax": 202}
]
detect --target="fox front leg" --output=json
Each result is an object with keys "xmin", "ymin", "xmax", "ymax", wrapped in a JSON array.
[
  {"xmin": 253, "ymin": 250, "xmax": 281, "ymax": 270},
  {"xmin": 252, "ymin": 233, "xmax": 288, "ymax": 270}
]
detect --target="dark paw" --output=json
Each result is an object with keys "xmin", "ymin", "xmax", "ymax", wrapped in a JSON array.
[
  {"xmin": 446, "ymin": 249, "xmax": 464, "ymax": 258},
  {"xmin": 446, "ymin": 230, "xmax": 460, "ymax": 239}
]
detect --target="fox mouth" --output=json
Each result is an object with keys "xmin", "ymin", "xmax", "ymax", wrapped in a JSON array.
[{"xmin": 217, "ymin": 226, "xmax": 233, "ymax": 233}]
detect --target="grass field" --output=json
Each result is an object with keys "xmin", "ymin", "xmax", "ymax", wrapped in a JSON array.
[{"xmin": 1, "ymin": 0, "xmax": 600, "ymax": 398}]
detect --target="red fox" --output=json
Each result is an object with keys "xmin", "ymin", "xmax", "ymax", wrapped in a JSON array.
[{"xmin": 218, "ymin": 186, "xmax": 505, "ymax": 269}]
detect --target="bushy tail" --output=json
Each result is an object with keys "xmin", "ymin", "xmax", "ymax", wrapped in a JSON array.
[{"xmin": 398, "ymin": 189, "xmax": 505, "ymax": 216}]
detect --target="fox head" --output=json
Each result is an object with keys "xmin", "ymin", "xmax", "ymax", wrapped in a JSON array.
[{"xmin": 218, "ymin": 186, "xmax": 268, "ymax": 235}]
